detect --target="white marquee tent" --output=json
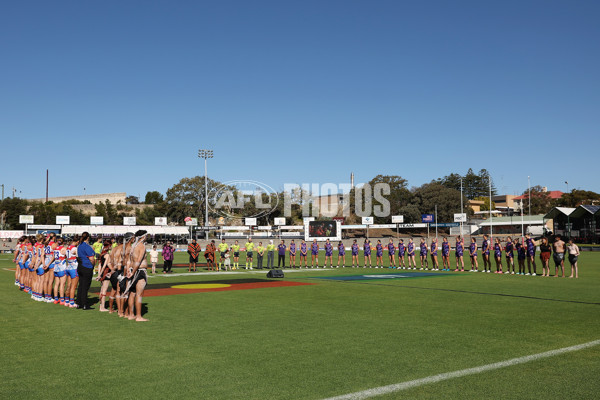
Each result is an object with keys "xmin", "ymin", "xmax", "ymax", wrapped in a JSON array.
[{"xmin": 61, "ymin": 225, "xmax": 189, "ymax": 236}]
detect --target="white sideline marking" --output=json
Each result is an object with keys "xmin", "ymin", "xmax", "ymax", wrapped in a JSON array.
[
  {"xmin": 324, "ymin": 339, "xmax": 600, "ymax": 400},
  {"xmin": 147, "ymin": 268, "xmax": 332, "ymax": 278}
]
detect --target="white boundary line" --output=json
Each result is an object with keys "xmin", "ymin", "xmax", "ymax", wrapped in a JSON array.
[
  {"xmin": 324, "ymin": 339, "xmax": 600, "ymax": 400},
  {"xmin": 147, "ymin": 268, "xmax": 333, "ymax": 278}
]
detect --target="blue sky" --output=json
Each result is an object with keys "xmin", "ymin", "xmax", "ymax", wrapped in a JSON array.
[{"xmin": 2, "ymin": 0, "xmax": 598, "ymax": 200}]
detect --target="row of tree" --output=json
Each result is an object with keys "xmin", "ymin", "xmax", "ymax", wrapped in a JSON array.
[{"xmin": 1, "ymin": 171, "xmax": 598, "ymax": 230}]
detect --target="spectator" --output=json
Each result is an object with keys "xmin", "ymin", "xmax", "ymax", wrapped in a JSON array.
[{"xmin": 162, "ymin": 241, "xmax": 175, "ymax": 273}]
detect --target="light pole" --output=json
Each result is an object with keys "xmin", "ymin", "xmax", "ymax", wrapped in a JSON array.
[
  {"xmin": 198, "ymin": 149, "xmax": 214, "ymax": 232},
  {"xmin": 565, "ymin": 181, "xmax": 570, "ymax": 238},
  {"xmin": 527, "ymin": 176, "xmax": 531, "ymax": 215},
  {"xmin": 460, "ymin": 177, "xmax": 464, "ymax": 237},
  {"xmin": 489, "ymin": 175, "xmax": 493, "ymax": 242},
  {"xmin": 527, "ymin": 176, "xmax": 531, "ymax": 234}
]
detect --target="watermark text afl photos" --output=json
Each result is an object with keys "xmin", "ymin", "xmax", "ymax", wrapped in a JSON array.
[{"xmin": 209, "ymin": 180, "xmax": 391, "ymax": 218}]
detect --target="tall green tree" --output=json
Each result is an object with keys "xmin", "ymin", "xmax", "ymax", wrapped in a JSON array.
[
  {"xmin": 28, "ymin": 201, "xmax": 88, "ymax": 225},
  {"xmin": 95, "ymin": 200, "xmax": 121, "ymax": 225},
  {"xmin": 437, "ymin": 169, "xmax": 496, "ymax": 199},
  {"xmin": 126, "ymin": 195, "xmax": 140, "ymax": 204},
  {"xmin": 0, "ymin": 197, "xmax": 28, "ymax": 229},
  {"xmin": 523, "ymin": 186, "xmax": 557, "ymax": 215},
  {"xmin": 164, "ymin": 176, "xmax": 233, "ymax": 224},
  {"xmin": 135, "ymin": 205, "xmax": 165, "ymax": 225},
  {"xmin": 368, "ymin": 175, "xmax": 412, "ymax": 223},
  {"xmin": 397, "ymin": 204, "xmax": 421, "ymax": 223},
  {"xmin": 412, "ymin": 182, "xmax": 464, "ymax": 222},
  {"xmin": 144, "ymin": 191, "xmax": 164, "ymax": 204},
  {"xmin": 559, "ymin": 189, "xmax": 600, "ymax": 207}
]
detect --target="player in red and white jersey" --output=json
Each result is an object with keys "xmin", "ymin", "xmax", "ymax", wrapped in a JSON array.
[
  {"xmin": 52, "ymin": 238, "xmax": 68, "ymax": 305},
  {"xmin": 43, "ymin": 234, "xmax": 58, "ymax": 303},
  {"xmin": 65, "ymin": 236, "xmax": 79, "ymax": 308},
  {"xmin": 32, "ymin": 234, "xmax": 46, "ymax": 301},
  {"xmin": 13, "ymin": 237, "xmax": 25, "ymax": 288}
]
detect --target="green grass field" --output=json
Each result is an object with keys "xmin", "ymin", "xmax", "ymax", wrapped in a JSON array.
[{"xmin": 1, "ymin": 250, "xmax": 599, "ymax": 399}]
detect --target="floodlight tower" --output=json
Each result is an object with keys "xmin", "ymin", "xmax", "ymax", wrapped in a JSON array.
[{"xmin": 198, "ymin": 149, "xmax": 214, "ymax": 229}]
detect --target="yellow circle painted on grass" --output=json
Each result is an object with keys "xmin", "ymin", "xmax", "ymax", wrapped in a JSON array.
[{"xmin": 171, "ymin": 283, "xmax": 232, "ymax": 289}]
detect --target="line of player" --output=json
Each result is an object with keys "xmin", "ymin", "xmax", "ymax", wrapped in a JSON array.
[
  {"xmin": 12, "ymin": 231, "xmax": 150, "ymax": 321},
  {"xmin": 12, "ymin": 233, "xmax": 80, "ymax": 306},
  {"xmin": 210, "ymin": 234, "xmax": 560, "ymax": 276}
]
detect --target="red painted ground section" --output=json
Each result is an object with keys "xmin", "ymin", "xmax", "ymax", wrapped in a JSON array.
[{"xmin": 144, "ymin": 280, "xmax": 315, "ymax": 297}]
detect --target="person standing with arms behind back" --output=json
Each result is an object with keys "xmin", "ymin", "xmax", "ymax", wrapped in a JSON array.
[
  {"xmin": 266, "ymin": 240, "xmax": 275, "ymax": 269},
  {"xmin": 256, "ymin": 242, "xmax": 265, "ymax": 269},
  {"xmin": 76, "ymin": 232, "xmax": 96, "ymax": 310},
  {"xmin": 245, "ymin": 238, "xmax": 255, "ymax": 270}
]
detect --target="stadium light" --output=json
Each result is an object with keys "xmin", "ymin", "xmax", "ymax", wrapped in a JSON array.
[{"xmin": 198, "ymin": 149, "xmax": 214, "ymax": 230}]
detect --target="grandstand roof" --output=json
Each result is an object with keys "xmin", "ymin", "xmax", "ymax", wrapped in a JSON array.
[
  {"xmin": 61, "ymin": 225, "xmax": 189, "ymax": 236},
  {"xmin": 479, "ymin": 215, "xmax": 545, "ymax": 226},
  {"xmin": 544, "ymin": 207, "xmax": 576, "ymax": 220},
  {"xmin": 513, "ymin": 191, "xmax": 563, "ymax": 200},
  {"xmin": 570, "ymin": 205, "xmax": 600, "ymax": 219}
]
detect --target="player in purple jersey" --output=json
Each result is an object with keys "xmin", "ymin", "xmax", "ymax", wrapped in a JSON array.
[
  {"xmin": 430, "ymin": 238, "xmax": 439, "ymax": 270},
  {"xmin": 494, "ymin": 238, "xmax": 503, "ymax": 273},
  {"xmin": 504, "ymin": 237, "xmax": 515, "ymax": 274},
  {"xmin": 525, "ymin": 234, "xmax": 537, "ymax": 275},
  {"xmin": 516, "ymin": 239, "xmax": 526, "ymax": 275},
  {"xmin": 454, "ymin": 236, "xmax": 465, "ymax": 272},
  {"xmin": 300, "ymin": 240, "xmax": 308, "ymax": 268},
  {"xmin": 363, "ymin": 239, "xmax": 372, "ymax": 268},
  {"xmin": 387, "ymin": 239, "xmax": 396, "ymax": 268},
  {"xmin": 289, "ymin": 240, "xmax": 297, "ymax": 268},
  {"xmin": 441, "ymin": 237, "xmax": 450, "ymax": 271},
  {"xmin": 375, "ymin": 240, "xmax": 383, "ymax": 268},
  {"xmin": 469, "ymin": 237, "xmax": 478, "ymax": 272},
  {"xmin": 351, "ymin": 240, "xmax": 360, "ymax": 267},
  {"xmin": 407, "ymin": 238, "xmax": 416, "ymax": 269},
  {"xmin": 481, "ymin": 235, "xmax": 491, "ymax": 273},
  {"xmin": 397, "ymin": 239, "xmax": 406, "ymax": 269},
  {"xmin": 324, "ymin": 239, "xmax": 333, "ymax": 268},
  {"xmin": 419, "ymin": 238, "xmax": 428, "ymax": 270},
  {"xmin": 337, "ymin": 241, "xmax": 346, "ymax": 268},
  {"xmin": 311, "ymin": 239, "xmax": 319, "ymax": 268}
]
